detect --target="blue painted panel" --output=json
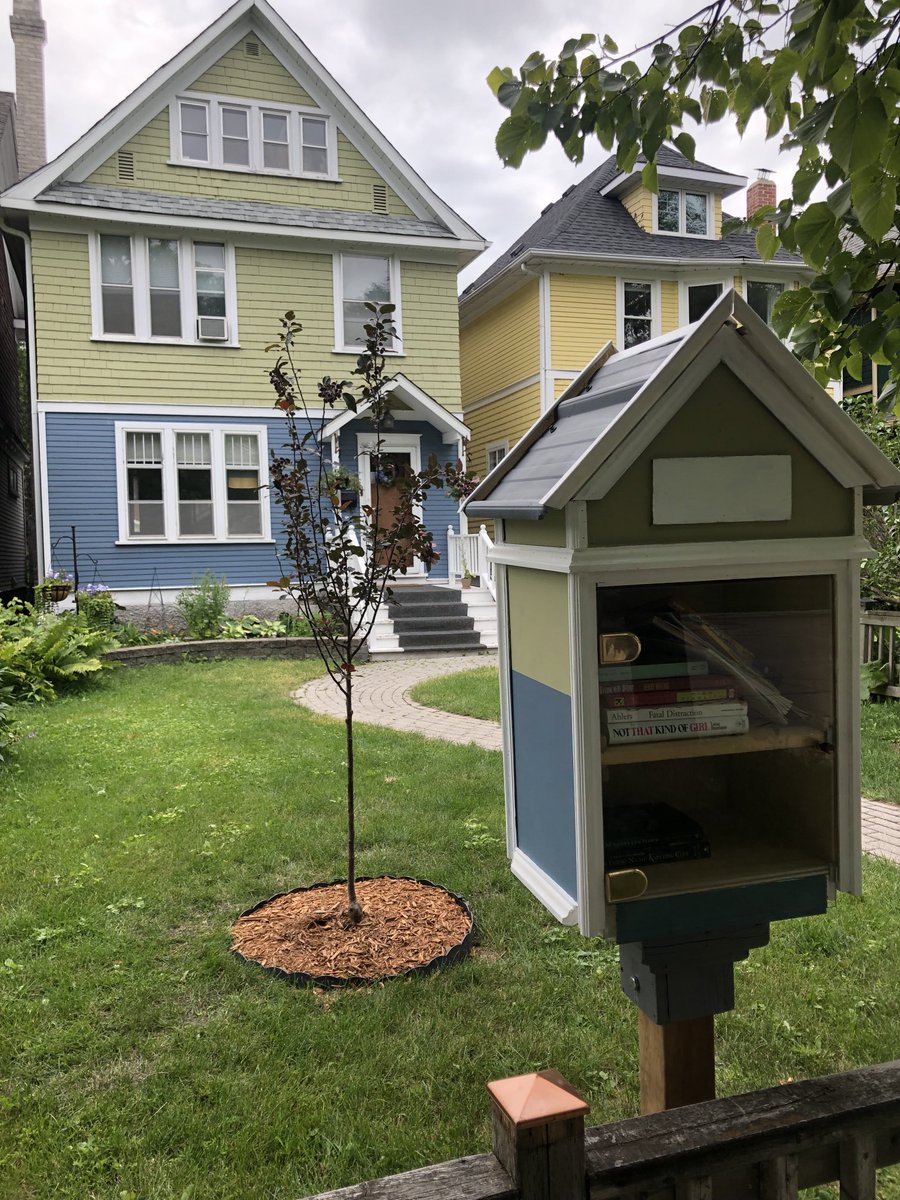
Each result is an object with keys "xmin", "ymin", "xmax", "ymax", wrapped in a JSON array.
[
  {"xmin": 614, "ymin": 874, "xmax": 829, "ymax": 943},
  {"xmin": 44, "ymin": 410, "xmax": 460, "ymax": 589},
  {"xmin": 337, "ymin": 419, "xmax": 462, "ymax": 575},
  {"xmin": 510, "ymin": 670, "xmax": 577, "ymax": 899}
]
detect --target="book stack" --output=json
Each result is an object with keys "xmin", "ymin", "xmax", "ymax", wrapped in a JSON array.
[
  {"xmin": 604, "ymin": 801, "xmax": 711, "ymax": 870},
  {"xmin": 600, "ymin": 656, "xmax": 749, "ymax": 746}
]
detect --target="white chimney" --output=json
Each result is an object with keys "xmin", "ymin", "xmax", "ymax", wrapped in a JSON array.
[{"xmin": 9, "ymin": 0, "xmax": 46, "ymax": 179}]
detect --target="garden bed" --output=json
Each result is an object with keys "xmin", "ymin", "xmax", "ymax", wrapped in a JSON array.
[{"xmin": 105, "ymin": 636, "xmax": 367, "ymax": 666}]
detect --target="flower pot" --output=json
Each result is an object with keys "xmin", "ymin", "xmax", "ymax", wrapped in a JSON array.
[
  {"xmin": 461, "ymin": 576, "xmax": 472, "ymax": 590},
  {"xmin": 44, "ymin": 583, "xmax": 72, "ymax": 602}
]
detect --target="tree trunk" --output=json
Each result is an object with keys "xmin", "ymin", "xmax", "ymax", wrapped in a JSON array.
[{"xmin": 345, "ymin": 658, "xmax": 363, "ymax": 924}]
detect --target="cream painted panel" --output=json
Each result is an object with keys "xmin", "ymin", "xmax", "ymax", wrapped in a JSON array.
[{"xmin": 507, "ymin": 566, "xmax": 571, "ymax": 695}]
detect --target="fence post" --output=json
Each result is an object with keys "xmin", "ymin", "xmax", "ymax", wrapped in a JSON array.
[{"xmin": 487, "ymin": 1070, "xmax": 588, "ymax": 1200}]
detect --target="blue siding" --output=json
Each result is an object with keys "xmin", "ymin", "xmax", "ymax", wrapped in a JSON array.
[
  {"xmin": 510, "ymin": 670, "xmax": 577, "ymax": 899},
  {"xmin": 44, "ymin": 410, "xmax": 460, "ymax": 589}
]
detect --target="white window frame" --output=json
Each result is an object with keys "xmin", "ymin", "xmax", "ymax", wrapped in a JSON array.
[
  {"xmin": 679, "ymin": 276, "xmax": 731, "ymax": 325},
  {"xmin": 333, "ymin": 253, "xmax": 403, "ymax": 355},
  {"xmin": 355, "ymin": 431, "xmax": 424, "ymax": 575},
  {"xmin": 486, "ymin": 440, "xmax": 509, "ymax": 474},
  {"xmin": 114, "ymin": 423, "xmax": 272, "ymax": 544},
  {"xmin": 617, "ymin": 277, "xmax": 661, "ymax": 349},
  {"xmin": 744, "ymin": 278, "xmax": 786, "ymax": 326},
  {"xmin": 90, "ymin": 234, "xmax": 239, "ymax": 346},
  {"xmin": 652, "ymin": 188, "xmax": 714, "ymax": 239},
  {"xmin": 169, "ymin": 91, "xmax": 339, "ymax": 181}
]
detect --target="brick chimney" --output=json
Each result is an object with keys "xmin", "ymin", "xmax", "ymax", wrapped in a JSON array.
[
  {"xmin": 746, "ymin": 169, "xmax": 776, "ymax": 219},
  {"xmin": 9, "ymin": 0, "xmax": 47, "ymax": 179}
]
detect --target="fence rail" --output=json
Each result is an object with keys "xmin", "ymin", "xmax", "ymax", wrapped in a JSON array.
[
  {"xmin": 861, "ymin": 609, "xmax": 900, "ymax": 697},
  {"xmin": 447, "ymin": 526, "xmax": 495, "ymax": 598},
  {"xmin": 307, "ymin": 1059, "xmax": 900, "ymax": 1200}
]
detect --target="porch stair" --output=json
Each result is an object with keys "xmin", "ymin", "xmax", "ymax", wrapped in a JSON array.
[{"xmin": 367, "ymin": 583, "xmax": 497, "ymax": 657}]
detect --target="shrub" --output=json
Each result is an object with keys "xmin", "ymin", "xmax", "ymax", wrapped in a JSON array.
[
  {"xmin": 175, "ymin": 571, "xmax": 230, "ymax": 639},
  {"xmin": 219, "ymin": 613, "xmax": 312, "ymax": 639},
  {"xmin": 76, "ymin": 586, "xmax": 118, "ymax": 631},
  {"xmin": 0, "ymin": 600, "xmax": 118, "ymax": 706}
]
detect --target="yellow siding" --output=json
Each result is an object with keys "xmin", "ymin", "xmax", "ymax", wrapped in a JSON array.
[
  {"xmin": 734, "ymin": 275, "xmax": 743, "ymax": 295},
  {"xmin": 32, "ymin": 230, "xmax": 460, "ymax": 407},
  {"xmin": 87, "ymin": 43, "xmax": 412, "ymax": 217},
  {"xmin": 621, "ymin": 183, "xmax": 652, "ymax": 232},
  {"xmin": 460, "ymin": 280, "xmax": 540, "ymax": 405},
  {"xmin": 466, "ymin": 380, "xmax": 540, "ymax": 480},
  {"xmin": 714, "ymin": 195, "xmax": 723, "ymax": 239},
  {"xmin": 189, "ymin": 40, "xmax": 314, "ymax": 104},
  {"xmin": 660, "ymin": 280, "xmax": 679, "ymax": 333},
  {"xmin": 549, "ymin": 274, "xmax": 616, "ymax": 369}
]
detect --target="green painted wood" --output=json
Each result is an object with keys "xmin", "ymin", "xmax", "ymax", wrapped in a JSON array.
[{"xmin": 507, "ymin": 566, "xmax": 571, "ymax": 695}]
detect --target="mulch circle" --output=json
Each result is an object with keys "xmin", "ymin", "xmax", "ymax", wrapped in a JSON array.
[{"xmin": 231, "ymin": 876, "xmax": 475, "ymax": 988}]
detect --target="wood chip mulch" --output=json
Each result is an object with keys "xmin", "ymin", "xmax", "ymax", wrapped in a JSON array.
[{"xmin": 231, "ymin": 877, "xmax": 473, "ymax": 983}]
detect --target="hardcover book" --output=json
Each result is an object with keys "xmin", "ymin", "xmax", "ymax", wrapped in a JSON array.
[
  {"xmin": 604, "ymin": 713, "xmax": 750, "ymax": 743},
  {"xmin": 604, "ymin": 700, "xmax": 749, "ymax": 725},
  {"xmin": 604, "ymin": 686, "xmax": 738, "ymax": 707}
]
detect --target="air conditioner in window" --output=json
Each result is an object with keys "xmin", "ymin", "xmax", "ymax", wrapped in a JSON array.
[{"xmin": 197, "ymin": 316, "xmax": 228, "ymax": 341}]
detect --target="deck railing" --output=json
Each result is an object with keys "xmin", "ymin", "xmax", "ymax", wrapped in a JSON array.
[
  {"xmin": 861, "ymin": 609, "xmax": 900, "ymax": 698},
  {"xmin": 448, "ymin": 525, "xmax": 495, "ymax": 598},
  {"xmin": 308, "ymin": 1059, "xmax": 900, "ymax": 1200}
]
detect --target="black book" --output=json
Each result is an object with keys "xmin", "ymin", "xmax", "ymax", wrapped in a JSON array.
[{"xmin": 604, "ymin": 802, "xmax": 710, "ymax": 854}]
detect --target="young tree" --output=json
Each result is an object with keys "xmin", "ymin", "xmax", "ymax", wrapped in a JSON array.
[
  {"xmin": 488, "ymin": 0, "xmax": 899, "ymax": 403},
  {"xmin": 268, "ymin": 304, "xmax": 470, "ymax": 924}
]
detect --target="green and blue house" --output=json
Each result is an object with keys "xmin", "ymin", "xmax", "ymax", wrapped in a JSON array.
[{"xmin": 1, "ymin": 0, "xmax": 486, "ymax": 617}]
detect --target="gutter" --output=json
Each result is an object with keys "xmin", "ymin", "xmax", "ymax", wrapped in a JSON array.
[{"xmin": 0, "ymin": 217, "xmax": 44, "ymax": 579}]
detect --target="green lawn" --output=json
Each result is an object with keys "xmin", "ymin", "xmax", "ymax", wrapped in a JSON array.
[
  {"xmin": 3, "ymin": 660, "xmax": 900, "ymax": 1199},
  {"xmin": 409, "ymin": 665, "xmax": 501, "ymax": 721}
]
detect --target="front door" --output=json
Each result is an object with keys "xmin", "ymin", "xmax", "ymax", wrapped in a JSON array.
[{"xmin": 372, "ymin": 451, "xmax": 416, "ymax": 570}]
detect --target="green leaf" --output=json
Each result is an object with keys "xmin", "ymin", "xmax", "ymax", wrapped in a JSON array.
[
  {"xmin": 601, "ymin": 34, "xmax": 618, "ymax": 53},
  {"xmin": 768, "ymin": 46, "xmax": 802, "ymax": 96},
  {"xmin": 641, "ymin": 160, "xmax": 658, "ymax": 193},
  {"xmin": 825, "ymin": 180, "xmax": 853, "ymax": 218},
  {"xmin": 673, "ymin": 132, "xmax": 696, "ymax": 162},
  {"xmin": 829, "ymin": 90, "xmax": 888, "ymax": 173},
  {"xmin": 792, "ymin": 160, "xmax": 823, "ymax": 205},
  {"xmin": 487, "ymin": 66, "xmax": 514, "ymax": 98},
  {"xmin": 496, "ymin": 115, "xmax": 536, "ymax": 168},
  {"xmin": 853, "ymin": 170, "xmax": 897, "ymax": 241},
  {"xmin": 756, "ymin": 222, "xmax": 779, "ymax": 261},
  {"xmin": 701, "ymin": 86, "xmax": 729, "ymax": 124},
  {"xmin": 496, "ymin": 80, "xmax": 523, "ymax": 110},
  {"xmin": 793, "ymin": 202, "xmax": 838, "ymax": 269}
]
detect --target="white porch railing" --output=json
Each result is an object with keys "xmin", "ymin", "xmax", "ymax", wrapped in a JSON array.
[{"xmin": 447, "ymin": 525, "xmax": 495, "ymax": 598}]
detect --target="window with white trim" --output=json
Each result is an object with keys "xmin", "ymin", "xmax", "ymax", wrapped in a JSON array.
[
  {"xmin": 92, "ymin": 234, "xmax": 236, "ymax": 344},
  {"xmin": 335, "ymin": 253, "xmax": 401, "ymax": 352},
  {"xmin": 117, "ymin": 425, "xmax": 269, "ymax": 543},
  {"xmin": 685, "ymin": 280, "xmax": 726, "ymax": 323},
  {"xmin": 656, "ymin": 188, "xmax": 711, "ymax": 236},
  {"xmin": 622, "ymin": 281, "xmax": 654, "ymax": 348},
  {"xmin": 746, "ymin": 280, "xmax": 784, "ymax": 326},
  {"xmin": 486, "ymin": 442, "xmax": 508, "ymax": 473},
  {"xmin": 171, "ymin": 93, "xmax": 335, "ymax": 179}
]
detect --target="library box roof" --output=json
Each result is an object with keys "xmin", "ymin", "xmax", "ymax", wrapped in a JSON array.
[{"xmin": 465, "ymin": 289, "xmax": 900, "ymax": 522}]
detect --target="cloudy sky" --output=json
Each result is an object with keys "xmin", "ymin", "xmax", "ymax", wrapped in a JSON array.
[{"xmin": 0, "ymin": 0, "xmax": 798, "ymax": 289}]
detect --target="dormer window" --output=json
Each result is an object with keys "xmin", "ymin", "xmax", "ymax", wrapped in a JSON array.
[
  {"xmin": 656, "ymin": 188, "xmax": 710, "ymax": 237},
  {"xmin": 170, "ymin": 94, "xmax": 336, "ymax": 179}
]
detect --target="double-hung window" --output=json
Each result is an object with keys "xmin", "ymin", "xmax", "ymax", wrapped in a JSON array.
[
  {"xmin": 335, "ymin": 253, "xmax": 401, "ymax": 352},
  {"xmin": 622, "ymin": 281, "xmax": 655, "ymax": 348},
  {"xmin": 117, "ymin": 425, "xmax": 269, "ymax": 543},
  {"xmin": 486, "ymin": 442, "xmax": 508, "ymax": 473},
  {"xmin": 746, "ymin": 281, "xmax": 784, "ymax": 326},
  {"xmin": 93, "ymin": 234, "xmax": 235, "ymax": 344},
  {"xmin": 656, "ymin": 189, "xmax": 711, "ymax": 236},
  {"xmin": 172, "ymin": 94, "xmax": 334, "ymax": 178}
]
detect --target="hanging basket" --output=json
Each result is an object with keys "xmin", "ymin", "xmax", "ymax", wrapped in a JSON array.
[
  {"xmin": 231, "ymin": 875, "xmax": 475, "ymax": 988},
  {"xmin": 42, "ymin": 582, "xmax": 72, "ymax": 603}
]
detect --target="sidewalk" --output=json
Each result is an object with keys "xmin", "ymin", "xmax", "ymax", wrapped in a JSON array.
[{"xmin": 294, "ymin": 654, "xmax": 900, "ymax": 864}]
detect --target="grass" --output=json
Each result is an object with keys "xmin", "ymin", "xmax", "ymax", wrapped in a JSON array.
[
  {"xmin": 409, "ymin": 665, "xmax": 501, "ymax": 721},
  {"xmin": 3, "ymin": 660, "xmax": 900, "ymax": 1198}
]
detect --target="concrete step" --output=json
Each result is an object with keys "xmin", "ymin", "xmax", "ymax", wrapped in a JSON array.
[
  {"xmin": 387, "ymin": 600, "xmax": 468, "ymax": 620},
  {"xmin": 390, "ymin": 614, "xmax": 475, "ymax": 632},
  {"xmin": 397, "ymin": 629, "xmax": 482, "ymax": 650}
]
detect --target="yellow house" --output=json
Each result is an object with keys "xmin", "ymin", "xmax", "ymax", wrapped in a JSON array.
[
  {"xmin": 459, "ymin": 148, "xmax": 812, "ymax": 490},
  {"xmin": 1, "ymin": 0, "xmax": 486, "ymax": 618}
]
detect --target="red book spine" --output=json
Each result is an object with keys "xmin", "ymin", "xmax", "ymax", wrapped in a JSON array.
[{"xmin": 599, "ymin": 674, "xmax": 735, "ymax": 697}]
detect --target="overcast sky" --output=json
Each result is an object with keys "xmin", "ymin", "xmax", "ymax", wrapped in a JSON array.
[{"xmin": 0, "ymin": 0, "xmax": 798, "ymax": 289}]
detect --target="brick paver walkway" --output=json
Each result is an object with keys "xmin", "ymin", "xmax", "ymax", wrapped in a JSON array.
[{"xmin": 295, "ymin": 653, "xmax": 900, "ymax": 863}]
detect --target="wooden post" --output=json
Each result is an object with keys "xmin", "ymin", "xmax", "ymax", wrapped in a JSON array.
[
  {"xmin": 639, "ymin": 1011, "xmax": 716, "ymax": 1114},
  {"xmin": 487, "ymin": 1069, "xmax": 588, "ymax": 1200}
]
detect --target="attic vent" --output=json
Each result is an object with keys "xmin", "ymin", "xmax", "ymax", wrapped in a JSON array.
[
  {"xmin": 562, "ymin": 184, "xmax": 575, "ymax": 197},
  {"xmin": 510, "ymin": 243, "xmax": 524, "ymax": 259},
  {"xmin": 541, "ymin": 202, "xmax": 554, "ymax": 215},
  {"xmin": 372, "ymin": 183, "xmax": 388, "ymax": 213},
  {"xmin": 244, "ymin": 38, "xmax": 260, "ymax": 57},
  {"xmin": 117, "ymin": 150, "xmax": 135, "ymax": 181}
]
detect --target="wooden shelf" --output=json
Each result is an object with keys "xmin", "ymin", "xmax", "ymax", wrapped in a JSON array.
[{"xmin": 603, "ymin": 724, "xmax": 826, "ymax": 765}]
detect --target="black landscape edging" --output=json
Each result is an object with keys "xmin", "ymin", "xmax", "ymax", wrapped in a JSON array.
[{"xmin": 232, "ymin": 875, "xmax": 476, "ymax": 989}]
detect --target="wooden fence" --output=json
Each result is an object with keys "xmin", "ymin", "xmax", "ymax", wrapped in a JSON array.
[
  {"xmin": 308, "ymin": 1059, "xmax": 900, "ymax": 1200},
  {"xmin": 861, "ymin": 609, "xmax": 900, "ymax": 698}
]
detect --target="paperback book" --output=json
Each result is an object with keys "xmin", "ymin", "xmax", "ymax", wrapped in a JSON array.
[
  {"xmin": 604, "ymin": 802, "xmax": 711, "ymax": 869},
  {"xmin": 605, "ymin": 712, "xmax": 750, "ymax": 743},
  {"xmin": 604, "ymin": 700, "xmax": 748, "ymax": 726}
]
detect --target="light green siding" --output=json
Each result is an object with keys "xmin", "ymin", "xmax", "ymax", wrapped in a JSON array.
[
  {"xmin": 86, "ymin": 40, "xmax": 413, "ymax": 217},
  {"xmin": 585, "ymin": 364, "xmax": 854, "ymax": 546},
  {"xmin": 507, "ymin": 566, "xmax": 571, "ymax": 695},
  {"xmin": 32, "ymin": 230, "xmax": 461, "ymax": 407},
  {"xmin": 504, "ymin": 510, "xmax": 567, "ymax": 547}
]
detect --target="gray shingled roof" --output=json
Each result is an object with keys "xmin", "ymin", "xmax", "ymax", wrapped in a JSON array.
[
  {"xmin": 462, "ymin": 147, "xmax": 804, "ymax": 298},
  {"xmin": 467, "ymin": 333, "xmax": 688, "ymax": 520},
  {"xmin": 37, "ymin": 181, "xmax": 454, "ymax": 239}
]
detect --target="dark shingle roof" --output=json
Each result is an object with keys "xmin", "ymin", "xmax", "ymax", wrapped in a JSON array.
[
  {"xmin": 37, "ymin": 181, "xmax": 454, "ymax": 239},
  {"xmin": 462, "ymin": 149, "xmax": 803, "ymax": 298}
]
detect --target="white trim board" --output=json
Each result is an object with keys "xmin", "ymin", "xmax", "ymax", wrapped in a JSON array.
[
  {"xmin": 462, "ymin": 373, "xmax": 542, "ymax": 415},
  {"xmin": 38, "ymin": 401, "xmax": 313, "ymax": 419},
  {"xmin": 510, "ymin": 849, "xmax": 578, "ymax": 925}
]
